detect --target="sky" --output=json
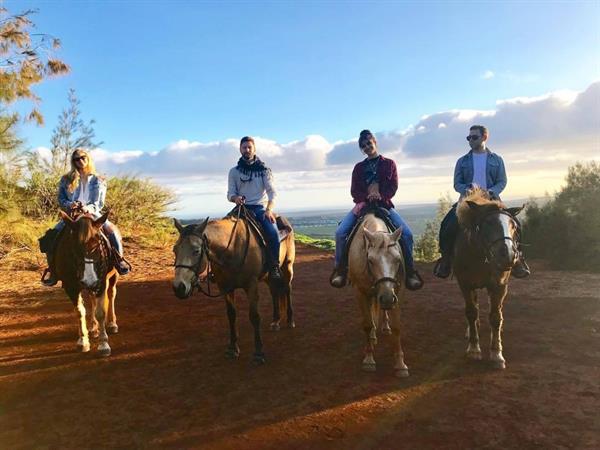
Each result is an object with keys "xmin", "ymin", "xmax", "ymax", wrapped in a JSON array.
[{"xmin": 7, "ymin": 0, "xmax": 600, "ymax": 217}]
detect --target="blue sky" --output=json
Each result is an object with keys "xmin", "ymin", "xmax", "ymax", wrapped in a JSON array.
[{"xmin": 7, "ymin": 0, "xmax": 600, "ymax": 215}]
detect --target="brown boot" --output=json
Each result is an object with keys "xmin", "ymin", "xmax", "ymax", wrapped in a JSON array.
[
  {"xmin": 406, "ymin": 267, "xmax": 424, "ymax": 291},
  {"xmin": 330, "ymin": 267, "xmax": 347, "ymax": 288},
  {"xmin": 433, "ymin": 254, "xmax": 452, "ymax": 278}
]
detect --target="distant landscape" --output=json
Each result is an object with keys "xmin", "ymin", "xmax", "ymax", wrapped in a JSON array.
[{"xmin": 181, "ymin": 197, "xmax": 548, "ymax": 240}]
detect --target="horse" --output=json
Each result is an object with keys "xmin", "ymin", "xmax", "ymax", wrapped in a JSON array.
[
  {"xmin": 453, "ymin": 189, "xmax": 524, "ymax": 369},
  {"xmin": 172, "ymin": 211, "xmax": 295, "ymax": 364},
  {"xmin": 347, "ymin": 213, "xmax": 409, "ymax": 377},
  {"xmin": 53, "ymin": 210, "xmax": 119, "ymax": 356}
]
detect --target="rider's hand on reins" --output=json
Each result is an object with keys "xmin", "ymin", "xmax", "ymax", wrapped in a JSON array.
[{"xmin": 233, "ymin": 196, "xmax": 246, "ymax": 206}]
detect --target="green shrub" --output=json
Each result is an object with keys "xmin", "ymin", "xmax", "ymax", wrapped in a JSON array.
[
  {"xmin": 523, "ymin": 162, "xmax": 600, "ymax": 271},
  {"xmin": 295, "ymin": 233, "xmax": 335, "ymax": 251}
]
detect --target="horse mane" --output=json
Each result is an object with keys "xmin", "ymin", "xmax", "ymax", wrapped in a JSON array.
[
  {"xmin": 456, "ymin": 188, "xmax": 506, "ymax": 228},
  {"xmin": 76, "ymin": 216, "xmax": 96, "ymax": 245}
]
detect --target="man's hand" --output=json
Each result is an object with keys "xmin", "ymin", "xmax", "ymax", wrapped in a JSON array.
[
  {"xmin": 232, "ymin": 196, "xmax": 245, "ymax": 205},
  {"xmin": 265, "ymin": 209, "xmax": 276, "ymax": 224}
]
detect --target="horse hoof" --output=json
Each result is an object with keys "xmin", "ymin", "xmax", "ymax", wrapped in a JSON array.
[
  {"xmin": 107, "ymin": 324, "xmax": 119, "ymax": 334},
  {"xmin": 490, "ymin": 358, "xmax": 506, "ymax": 370},
  {"xmin": 395, "ymin": 368, "xmax": 409, "ymax": 378},
  {"xmin": 466, "ymin": 351, "xmax": 482, "ymax": 361},
  {"xmin": 225, "ymin": 347, "xmax": 240, "ymax": 359},
  {"xmin": 362, "ymin": 363, "xmax": 376, "ymax": 372},
  {"xmin": 98, "ymin": 345, "xmax": 111, "ymax": 357},
  {"xmin": 252, "ymin": 353, "xmax": 266, "ymax": 365},
  {"xmin": 287, "ymin": 321, "xmax": 296, "ymax": 329},
  {"xmin": 78, "ymin": 343, "xmax": 90, "ymax": 353},
  {"xmin": 270, "ymin": 322, "xmax": 281, "ymax": 332},
  {"xmin": 381, "ymin": 327, "xmax": 392, "ymax": 336},
  {"xmin": 89, "ymin": 330, "xmax": 100, "ymax": 339}
]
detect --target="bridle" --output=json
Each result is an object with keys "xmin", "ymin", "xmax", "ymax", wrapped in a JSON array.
[
  {"xmin": 473, "ymin": 209, "xmax": 518, "ymax": 265},
  {"xmin": 173, "ymin": 205, "xmax": 251, "ymax": 298},
  {"xmin": 365, "ymin": 241, "xmax": 402, "ymax": 295},
  {"xmin": 73, "ymin": 230, "xmax": 112, "ymax": 296}
]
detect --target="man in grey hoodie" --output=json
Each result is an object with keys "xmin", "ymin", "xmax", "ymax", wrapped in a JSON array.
[{"xmin": 227, "ymin": 136, "xmax": 282, "ymax": 280}]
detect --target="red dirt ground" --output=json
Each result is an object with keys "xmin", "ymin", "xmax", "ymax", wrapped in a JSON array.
[{"xmin": 1, "ymin": 243, "xmax": 599, "ymax": 449}]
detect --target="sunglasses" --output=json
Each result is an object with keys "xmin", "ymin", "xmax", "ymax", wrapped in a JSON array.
[
  {"xmin": 72, "ymin": 156, "xmax": 87, "ymax": 162},
  {"xmin": 466, "ymin": 135, "xmax": 482, "ymax": 141}
]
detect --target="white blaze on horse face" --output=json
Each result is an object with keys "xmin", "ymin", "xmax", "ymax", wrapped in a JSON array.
[
  {"xmin": 81, "ymin": 260, "xmax": 98, "ymax": 287},
  {"xmin": 499, "ymin": 214, "xmax": 516, "ymax": 264}
]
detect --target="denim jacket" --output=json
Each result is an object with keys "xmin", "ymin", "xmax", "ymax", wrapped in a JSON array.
[
  {"xmin": 58, "ymin": 174, "xmax": 107, "ymax": 218},
  {"xmin": 454, "ymin": 148, "xmax": 507, "ymax": 199}
]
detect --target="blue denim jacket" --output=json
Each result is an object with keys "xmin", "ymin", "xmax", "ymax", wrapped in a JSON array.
[
  {"xmin": 454, "ymin": 148, "xmax": 507, "ymax": 199},
  {"xmin": 58, "ymin": 174, "xmax": 107, "ymax": 218}
]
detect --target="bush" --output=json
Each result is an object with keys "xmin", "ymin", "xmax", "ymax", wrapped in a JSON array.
[
  {"xmin": 523, "ymin": 162, "xmax": 600, "ymax": 271},
  {"xmin": 414, "ymin": 193, "xmax": 453, "ymax": 262}
]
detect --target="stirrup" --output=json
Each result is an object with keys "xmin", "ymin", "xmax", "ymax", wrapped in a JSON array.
[{"xmin": 330, "ymin": 268, "xmax": 347, "ymax": 288}]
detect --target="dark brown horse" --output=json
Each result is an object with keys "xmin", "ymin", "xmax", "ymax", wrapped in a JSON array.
[
  {"xmin": 453, "ymin": 189, "xmax": 524, "ymax": 369},
  {"xmin": 172, "ymin": 213, "xmax": 295, "ymax": 364},
  {"xmin": 53, "ymin": 211, "xmax": 119, "ymax": 356}
]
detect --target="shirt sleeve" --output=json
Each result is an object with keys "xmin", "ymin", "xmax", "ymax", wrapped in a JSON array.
[
  {"xmin": 351, "ymin": 164, "xmax": 367, "ymax": 204},
  {"xmin": 264, "ymin": 170, "xmax": 277, "ymax": 202},
  {"xmin": 227, "ymin": 168, "xmax": 239, "ymax": 201},
  {"xmin": 454, "ymin": 157, "xmax": 469, "ymax": 196},
  {"xmin": 57, "ymin": 177, "xmax": 73, "ymax": 210}
]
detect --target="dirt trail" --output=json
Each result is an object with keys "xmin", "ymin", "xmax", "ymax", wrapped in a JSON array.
[{"xmin": 1, "ymin": 243, "xmax": 599, "ymax": 449}]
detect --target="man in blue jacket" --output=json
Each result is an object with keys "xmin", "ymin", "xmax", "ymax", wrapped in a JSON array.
[{"xmin": 434, "ymin": 125, "xmax": 530, "ymax": 279}]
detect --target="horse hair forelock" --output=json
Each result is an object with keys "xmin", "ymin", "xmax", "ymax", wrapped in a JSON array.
[{"xmin": 456, "ymin": 188, "xmax": 506, "ymax": 228}]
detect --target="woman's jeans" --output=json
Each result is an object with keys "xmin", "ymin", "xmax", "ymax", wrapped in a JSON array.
[
  {"xmin": 244, "ymin": 204, "xmax": 280, "ymax": 265},
  {"xmin": 334, "ymin": 208, "xmax": 414, "ymax": 269}
]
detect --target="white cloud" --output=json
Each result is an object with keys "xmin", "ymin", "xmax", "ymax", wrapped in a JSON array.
[
  {"xmin": 82, "ymin": 81, "xmax": 599, "ymax": 215},
  {"xmin": 482, "ymin": 70, "xmax": 495, "ymax": 80}
]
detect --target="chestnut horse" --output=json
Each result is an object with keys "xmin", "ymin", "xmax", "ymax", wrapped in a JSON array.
[
  {"xmin": 453, "ymin": 189, "xmax": 524, "ymax": 369},
  {"xmin": 53, "ymin": 211, "xmax": 119, "ymax": 356},
  {"xmin": 347, "ymin": 213, "xmax": 409, "ymax": 377},
  {"xmin": 172, "ymin": 213, "xmax": 295, "ymax": 364}
]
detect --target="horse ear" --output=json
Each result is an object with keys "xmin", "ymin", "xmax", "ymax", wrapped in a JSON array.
[
  {"xmin": 60, "ymin": 210, "xmax": 76, "ymax": 229},
  {"xmin": 93, "ymin": 210, "xmax": 110, "ymax": 228},
  {"xmin": 506, "ymin": 205, "xmax": 525, "ymax": 217},
  {"xmin": 363, "ymin": 228, "xmax": 375, "ymax": 245},
  {"xmin": 390, "ymin": 227, "xmax": 402, "ymax": 242},
  {"xmin": 466, "ymin": 200, "xmax": 480, "ymax": 210},
  {"xmin": 174, "ymin": 218, "xmax": 184, "ymax": 234}
]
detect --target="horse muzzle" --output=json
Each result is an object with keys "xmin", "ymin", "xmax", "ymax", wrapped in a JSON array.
[{"xmin": 172, "ymin": 281, "xmax": 192, "ymax": 299}]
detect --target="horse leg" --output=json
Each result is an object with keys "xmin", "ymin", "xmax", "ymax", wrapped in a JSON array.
[
  {"xmin": 94, "ymin": 288, "xmax": 111, "ymax": 357},
  {"xmin": 283, "ymin": 260, "xmax": 295, "ymax": 329},
  {"xmin": 460, "ymin": 283, "xmax": 481, "ymax": 360},
  {"xmin": 224, "ymin": 291, "xmax": 240, "ymax": 359},
  {"xmin": 65, "ymin": 284, "xmax": 90, "ymax": 352},
  {"xmin": 106, "ymin": 274, "xmax": 119, "ymax": 334},
  {"xmin": 380, "ymin": 310, "xmax": 392, "ymax": 335},
  {"xmin": 488, "ymin": 284, "xmax": 508, "ymax": 369},
  {"xmin": 268, "ymin": 282, "xmax": 281, "ymax": 332},
  {"xmin": 359, "ymin": 294, "xmax": 377, "ymax": 372},
  {"xmin": 245, "ymin": 282, "xmax": 265, "ymax": 365},
  {"xmin": 390, "ymin": 307, "xmax": 409, "ymax": 378},
  {"xmin": 87, "ymin": 292, "xmax": 99, "ymax": 339}
]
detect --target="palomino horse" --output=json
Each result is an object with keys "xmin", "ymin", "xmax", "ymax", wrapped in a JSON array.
[
  {"xmin": 53, "ymin": 211, "xmax": 119, "ymax": 356},
  {"xmin": 347, "ymin": 213, "xmax": 409, "ymax": 377},
  {"xmin": 453, "ymin": 189, "xmax": 524, "ymax": 369},
  {"xmin": 172, "ymin": 211, "xmax": 295, "ymax": 364}
]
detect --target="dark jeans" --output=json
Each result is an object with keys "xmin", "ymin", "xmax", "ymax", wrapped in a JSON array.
[{"xmin": 245, "ymin": 204, "xmax": 280, "ymax": 265}]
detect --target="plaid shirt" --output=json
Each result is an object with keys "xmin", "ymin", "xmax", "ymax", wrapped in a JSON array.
[{"xmin": 350, "ymin": 155, "xmax": 398, "ymax": 209}]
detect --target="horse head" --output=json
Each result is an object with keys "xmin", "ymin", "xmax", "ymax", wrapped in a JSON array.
[
  {"xmin": 172, "ymin": 217, "xmax": 209, "ymax": 299},
  {"xmin": 363, "ymin": 227, "xmax": 403, "ymax": 310},
  {"xmin": 60, "ymin": 210, "xmax": 111, "ymax": 292},
  {"xmin": 466, "ymin": 201, "xmax": 525, "ymax": 273}
]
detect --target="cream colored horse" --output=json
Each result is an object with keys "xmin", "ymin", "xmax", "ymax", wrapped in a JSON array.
[{"xmin": 348, "ymin": 214, "xmax": 409, "ymax": 377}]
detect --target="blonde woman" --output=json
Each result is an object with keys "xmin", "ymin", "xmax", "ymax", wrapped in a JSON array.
[{"xmin": 42, "ymin": 149, "xmax": 129, "ymax": 286}]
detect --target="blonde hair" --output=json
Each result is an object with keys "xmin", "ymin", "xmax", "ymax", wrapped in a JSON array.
[{"xmin": 64, "ymin": 148, "xmax": 97, "ymax": 193}]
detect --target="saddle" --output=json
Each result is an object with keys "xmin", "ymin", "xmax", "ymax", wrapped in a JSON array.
[{"xmin": 226, "ymin": 205, "xmax": 293, "ymax": 249}]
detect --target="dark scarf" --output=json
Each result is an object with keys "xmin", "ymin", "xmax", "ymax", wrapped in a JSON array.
[
  {"xmin": 236, "ymin": 156, "xmax": 271, "ymax": 179},
  {"xmin": 364, "ymin": 155, "xmax": 381, "ymax": 186}
]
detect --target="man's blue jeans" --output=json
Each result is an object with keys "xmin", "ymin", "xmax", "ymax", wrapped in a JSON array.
[
  {"xmin": 245, "ymin": 204, "xmax": 280, "ymax": 264},
  {"xmin": 334, "ymin": 208, "xmax": 414, "ymax": 269}
]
